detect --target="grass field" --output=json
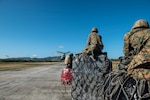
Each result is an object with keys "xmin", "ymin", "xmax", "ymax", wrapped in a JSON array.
[
  {"xmin": 112, "ymin": 60, "xmax": 119, "ymax": 71},
  {"xmin": 0, "ymin": 62, "xmax": 61, "ymax": 71},
  {"xmin": 0, "ymin": 61, "xmax": 119, "ymax": 71}
]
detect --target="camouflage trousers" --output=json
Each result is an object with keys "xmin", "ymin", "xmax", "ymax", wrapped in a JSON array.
[
  {"xmin": 82, "ymin": 44, "xmax": 102, "ymax": 55},
  {"xmin": 125, "ymin": 48, "xmax": 150, "ymax": 80}
]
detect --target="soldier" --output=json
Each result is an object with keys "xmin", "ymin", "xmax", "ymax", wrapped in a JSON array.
[
  {"xmin": 123, "ymin": 19, "xmax": 150, "ymax": 80},
  {"xmin": 82, "ymin": 27, "xmax": 103, "ymax": 59},
  {"xmin": 64, "ymin": 53, "xmax": 73, "ymax": 69}
]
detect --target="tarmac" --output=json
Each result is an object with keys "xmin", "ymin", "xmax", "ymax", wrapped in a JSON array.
[{"xmin": 0, "ymin": 63, "xmax": 71, "ymax": 100}]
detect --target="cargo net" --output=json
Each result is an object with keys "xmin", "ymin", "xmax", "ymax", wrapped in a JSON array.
[
  {"xmin": 71, "ymin": 54, "xmax": 150, "ymax": 100},
  {"xmin": 71, "ymin": 53, "xmax": 112, "ymax": 100}
]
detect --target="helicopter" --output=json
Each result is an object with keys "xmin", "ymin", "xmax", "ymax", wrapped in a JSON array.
[{"xmin": 57, "ymin": 51, "xmax": 70, "ymax": 60}]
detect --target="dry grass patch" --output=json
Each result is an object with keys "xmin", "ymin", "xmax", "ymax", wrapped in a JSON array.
[
  {"xmin": 0, "ymin": 62, "xmax": 61, "ymax": 71},
  {"xmin": 112, "ymin": 60, "xmax": 119, "ymax": 71},
  {"xmin": 0, "ymin": 61, "xmax": 119, "ymax": 71}
]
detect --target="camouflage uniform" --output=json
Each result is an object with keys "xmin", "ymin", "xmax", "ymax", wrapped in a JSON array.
[
  {"xmin": 64, "ymin": 54, "xmax": 73, "ymax": 69},
  {"xmin": 123, "ymin": 19, "xmax": 150, "ymax": 80},
  {"xmin": 83, "ymin": 28, "xmax": 103, "ymax": 56}
]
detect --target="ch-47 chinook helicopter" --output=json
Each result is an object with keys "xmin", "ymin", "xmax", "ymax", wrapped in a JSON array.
[{"xmin": 57, "ymin": 51, "xmax": 70, "ymax": 60}]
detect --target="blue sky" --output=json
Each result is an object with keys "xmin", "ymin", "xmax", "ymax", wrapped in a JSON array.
[{"xmin": 0, "ymin": 0, "xmax": 150, "ymax": 59}]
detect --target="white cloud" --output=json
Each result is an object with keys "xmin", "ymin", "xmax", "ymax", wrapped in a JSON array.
[
  {"xmin": 32, "ymin": 54, "xmax": 37, "ymax": 58},
  {"xmin": 58, "ymin": 45, "xmax": 64, "ymax": 49}
]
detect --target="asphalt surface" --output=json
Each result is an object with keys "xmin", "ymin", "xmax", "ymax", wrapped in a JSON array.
[{"xmin": 0, "ymin": 63, "xmax": 71, "ymax": 100}]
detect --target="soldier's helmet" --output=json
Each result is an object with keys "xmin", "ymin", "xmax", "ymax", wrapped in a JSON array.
[
  {"xmin": 91, "ymin": 27, "xmax": 98, "ymax": 32},
  {"xmin": 132, "ymin": 19, "xmax": 149, "ymax": 29}
]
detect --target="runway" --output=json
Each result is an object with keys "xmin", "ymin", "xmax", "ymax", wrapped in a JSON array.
[{"xmin": 0, "ymin": 63, "xmax": 71, "ymax": 100}]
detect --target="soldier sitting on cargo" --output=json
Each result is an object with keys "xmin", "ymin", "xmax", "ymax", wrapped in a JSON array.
[
  {"xmin": 121, "ymin": 19, "xmax": 150, "ymax": 80},
  {"xmin": 82, "ymin": 27, "xmax": 104, "ymax": 59}
]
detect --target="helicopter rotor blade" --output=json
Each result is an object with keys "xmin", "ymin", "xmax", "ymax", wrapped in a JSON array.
[{"xmin": 57, "ymin": 51, "xmax": 64, "ymax": 54}]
